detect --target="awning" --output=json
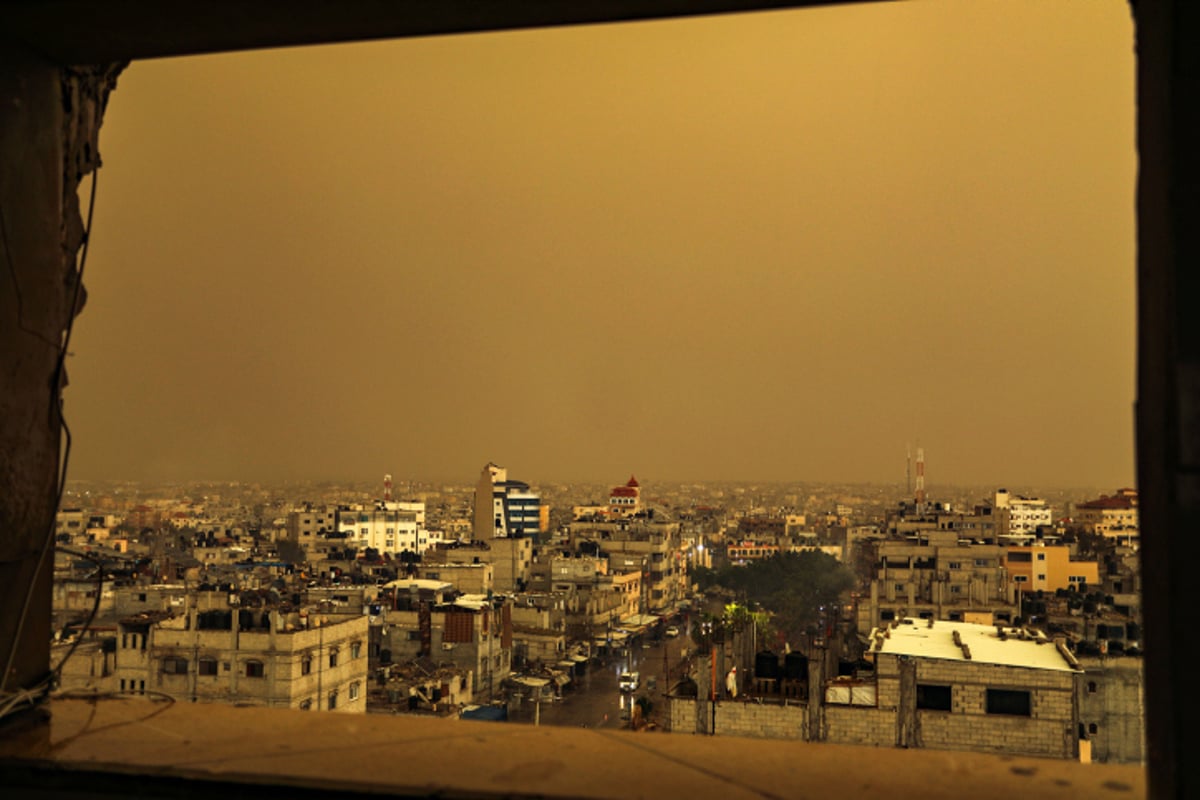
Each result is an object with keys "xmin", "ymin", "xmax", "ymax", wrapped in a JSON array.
[{"xmin": 512, "ymin": 676, "xmax": 550, "ymax": 688}]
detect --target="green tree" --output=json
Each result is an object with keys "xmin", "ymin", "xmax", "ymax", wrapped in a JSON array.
[{"xmin": 702, "ymin": 551, "xmax": 855, "ymax": 647}]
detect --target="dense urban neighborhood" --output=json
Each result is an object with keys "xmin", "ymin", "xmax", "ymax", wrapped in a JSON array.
[{"xmin": 51, "ymin": 465, "xmax": 1143, "ymax": 763}]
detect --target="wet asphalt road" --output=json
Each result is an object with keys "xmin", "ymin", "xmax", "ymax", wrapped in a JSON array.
[{"xmin": 508, "ymin": 633, "xmax": 693, "ymax": 729}]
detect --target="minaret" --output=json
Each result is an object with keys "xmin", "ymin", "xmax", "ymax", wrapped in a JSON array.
[{"xmin": 383, "ymin": 474, "xmax": 393, "ymax": 502}]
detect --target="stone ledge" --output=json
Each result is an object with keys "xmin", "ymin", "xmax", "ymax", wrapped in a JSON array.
[{"xmin": 0, "ymin": 697, "xmax": 1144, "ymax": 799}]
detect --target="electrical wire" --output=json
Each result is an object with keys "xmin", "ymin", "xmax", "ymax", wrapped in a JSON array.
[{"xmin": 0, "ymin": 169, "xmax": 98, "ymax": 712}]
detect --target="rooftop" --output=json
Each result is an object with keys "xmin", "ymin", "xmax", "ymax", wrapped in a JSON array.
[{"xmin": 868, "ymin": 620, "xmax": 1078, "ymax": 672}]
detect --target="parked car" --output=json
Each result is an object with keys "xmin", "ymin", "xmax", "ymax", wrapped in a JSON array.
[
  {"xmin": 665, "ymin": 625, "xmax": 680, "ymax": 638},
  {"xmin": 618, "ymin": 671, "xmax": 640, "ymax": 692}
]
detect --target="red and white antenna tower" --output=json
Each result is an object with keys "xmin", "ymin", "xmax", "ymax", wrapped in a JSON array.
[
  {"xmin": 915, "ymin": 448, "xmax": 926, "ymax": 505},
  {"xmin": 383, "ymin": 473, "xmax": 393, "ymax": 502}
]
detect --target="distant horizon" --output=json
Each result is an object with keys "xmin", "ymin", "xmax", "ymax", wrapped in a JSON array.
[{"xmin": 62, "ymin": 472, "xmax": 1132, "ymax": 496}]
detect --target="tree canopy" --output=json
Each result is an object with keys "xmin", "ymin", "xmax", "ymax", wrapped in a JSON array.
[{"xmin": 694, "ymin": 551, "xmax": 856, "ymax": 647}]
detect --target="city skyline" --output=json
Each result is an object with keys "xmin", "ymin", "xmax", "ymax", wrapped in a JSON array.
[{"xmin": 66, "ymin": 1, "xmax": 1136, "ymax": 487}]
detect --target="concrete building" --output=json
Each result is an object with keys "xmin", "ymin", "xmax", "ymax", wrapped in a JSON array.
[
  {"xmin": 424, "ymin": 537, "xmax": 533, "ymax": 593},
  {"xmin": 1004, "ymin": 545, "xmax": 1100, "ymax": 594},
  {"xmin": 374, "ymin": 587, "xmax": 513, "ymax": 702},
  {"xmin": 856, "ymin": 530, "xmax": 1016, "ymax": 631},
  {"xmin": 668, "ymin": 618, "xmax": 1085, "ymax": 761},
  {"xmin": 567, "ymin": 517, "xmax": 687, "ymax": 615},
  {"xmin": 1073, "ymin": 489, "xmax": 1139, "ymax": 547},
  {"xmin": 285, "ymin": 504, "xmax": 338, "ymax": 549},
  {"xmin": 992, "ymin": 489, "xmax": 1054, "ymax": 540},
  {"xmin": 107, "ymin": 605, "xmax": 369, "ymax": 712},
  {"xmin": 1077, "ymin": 654, "xmax": 1146, "ymax": 764},
  {"xmin": 473, "ymin": 463, "xmax": 544, "ymax": 540},
  {"xmin": 335, "ymin": 501, "xmax": 439, "ymax": 555}
]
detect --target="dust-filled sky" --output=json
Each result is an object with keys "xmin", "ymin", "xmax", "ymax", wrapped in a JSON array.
[{"xmin": 67, "ymin": 1, "xmax": 1136, "ymax": 488}]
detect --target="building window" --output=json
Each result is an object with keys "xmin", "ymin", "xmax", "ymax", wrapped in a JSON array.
[
  {"xmin": 916, "ymin": 684, "xmax": 952, "ymax": 711},
  {"xmin": 329, "ymin": 648, "xmax": 339, "ymax": 668},
  {"xmin": 198, "ymin": 657, "xmax": 218, "ymax": 676},
  {"xmin": 1089, "ymin": 722, "xmax": 1099, "ymax": 735},
  {"xmin": 1037, "ymin": 553, "xmax": 1046, "ymax": 561},
  {"xmin": 349, "ymin": 682, "xmax": 360, "ymax": 701},
  {"xmin": 351, "ymin": 642, "xmax": 362, "ymax": 659},
  {"xmin": 301, "ymin": 655, "xmax": 312, "ymax": 675},
  {"xmin": 947, "ymin": 562, "xmax": 962, "ymax": 570},
  {"xmin": 1087, "ymin": 681, "xmax": 1098, "ymax": 693},
  {"xmin": 328, "ymin": 690, "xmax": 338, "ymax": 710},
  {"xmin": 299, "ymin": 699, "xmax": 312, "ymax": 711},
  {"xmin": 245, "ymin": 660, "xmax": 265, "ymax": 678},
  {"xmin": 1036, "ymin": 574, "xmax": 1046, "ymax": 581},
  {"xmin": 985, "ymin": 689, "xmax": 1031, "ymax": 716},
  {"xmin": 161, "ymin": 656, "xmax": 189, "ymax": 675}
]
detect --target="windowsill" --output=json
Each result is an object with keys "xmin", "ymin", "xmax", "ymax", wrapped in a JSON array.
[{"xmin": 0, "ymin": 697, "xmax": 1144, "ymax": 798}]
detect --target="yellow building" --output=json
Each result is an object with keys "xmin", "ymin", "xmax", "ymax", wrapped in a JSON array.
[{"xmin": 1004, "ymin": 545, "xmax": 1099, "ymax": 593}]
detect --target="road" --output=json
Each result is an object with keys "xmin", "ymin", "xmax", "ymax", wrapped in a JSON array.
[{"xmin": 508, "ymin": 632, "xmax": 693, "ymax": 730}]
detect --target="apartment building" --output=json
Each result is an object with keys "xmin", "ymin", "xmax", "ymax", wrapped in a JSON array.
[
  {"xmin": 109, "ymin": 605, "xmax": 369, "ymax": 712},
  {"xmin": 335, "ymin": 501, "xmax": 439, "ymax": 555},
  {"xmin": 567, "ymin": 517, "xmax": 687, "ymax": 614},
  {"xmin": 1004, "ymin": 545, "xmax": 1100, "ymax": 593},
  {"xmin": 1073, "ymin": 489, "xmax": 1139, "ymax": 547},
  {"xmin": 424, "ymin": 537, "xmax": 532, "ymax": 593},
  {"xmin": 856, "ymin": 530, "xmax": 1016, "ymax": 631}
]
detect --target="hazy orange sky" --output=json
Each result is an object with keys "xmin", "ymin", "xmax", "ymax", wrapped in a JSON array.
[{"xmin": 68, "ymin": 1, "xmax": 1136, "ymax": 488}]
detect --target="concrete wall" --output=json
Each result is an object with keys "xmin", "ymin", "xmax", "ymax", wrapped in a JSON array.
[{"xmin": 1078, "ymin": 655, "xmax": 1145, "ymax": 764}]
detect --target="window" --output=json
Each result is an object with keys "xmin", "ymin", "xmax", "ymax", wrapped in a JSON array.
[
  {"xmin": 328, "ymin": 690, "xmax": 338, "ymax": 710},
  {"xmin": 1036, "ymin": 553, "xmax": 1046, "ymax": 561},
  {"xmin": 916, "ymin": 684, "xmax": 952, "ymax": 711},
  {"xmin": 1089, "ymin": 723, "xmax": 1099, "ymax": 735},
  {"xmin": 986, "ymin": 689, "xmax": 1031, "ymax": 717},
  {"xmin": 161, "ymin": 656, "xmax": 188, "ymax": 675},
  {"xmin": 299, "ymin": 699, "xmax": 312, "ymax": 711},
  {"xmin": 301, "ymin": 655, "xmax": 312, "ymax": 675},
  {"xmin": 349, "ymin": 682, "xmax": 360, "ymax": 701},
  {"xmin": 245, "ymin": 660, "xmax": 265, "ymax": 678},
  {"xmin": 1087, "ymin": 681, "xmax": 1098, "ymax": 693},
  {"xmin": 1008, "ymin": 552, "xmax": 1031, "ymax": 563},
  {"xmin": 198, "ymin": 657, "xmax": 218, "ymax": 676},
  {"xmin": 351, "ymin": 642, "xmax": 361, "ymax": 659},
  {"xmin": 1037, "ymin": 574, "xmax": 1046, "ymax": 581},
  {"xmin": 329, "ymin": 648, "xmax": 339, "ymax": 668},
  {"xmin": 947, "ymin": 562, "xmax": 962, "ymax": 570}
]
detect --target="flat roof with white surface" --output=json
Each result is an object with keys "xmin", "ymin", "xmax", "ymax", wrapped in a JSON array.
[{"xmin": 867, "ymin": 619, "xmax": 1078, "ymax": 672}]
